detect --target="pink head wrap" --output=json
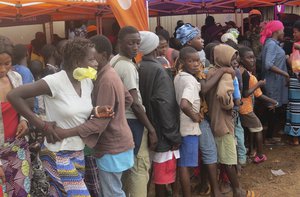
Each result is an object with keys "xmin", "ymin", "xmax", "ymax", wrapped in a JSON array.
[{"xmin": 260, "ymin": 20, "xmax": 284, "ymax": 45}]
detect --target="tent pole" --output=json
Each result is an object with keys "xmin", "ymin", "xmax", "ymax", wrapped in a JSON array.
[
  {"xmin": 235, "ymin": 8, "xmax": 238, "ymax": 26},
  {"xmin": 99, "ymin": 16, "xmax": 103, "ymax": 35},
  {"xmin": 241, "ymin": 9, "xmax": 244, "ymax": 36},
  {"xmin": 96, "ymin": 16, "xmax": 99, "ymax": 35},
  {"xmin": 50, "ymin": 21, "xmax": 53, "ymax": 43}
]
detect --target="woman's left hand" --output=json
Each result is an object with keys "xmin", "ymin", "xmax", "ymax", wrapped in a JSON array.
[{"xmin": 16, "ymin": 120, "xmax": 29, "ymax": 139}]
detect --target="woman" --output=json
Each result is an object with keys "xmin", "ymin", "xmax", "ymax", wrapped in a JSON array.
[
  {"xmin": 261, "ymin": 20, "xmax": 289, "ymax": 142},
  {"xmin": 7, "ymin": 38, "xmax": 98, "ymax": 196},
  {"xmin": 0, "ymin": 35, "xmax": 30, "ymax": 196}
]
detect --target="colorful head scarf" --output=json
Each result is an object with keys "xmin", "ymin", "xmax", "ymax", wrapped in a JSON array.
[
  {"xmin": 176, "ymin": 23, "xmax": 200, "ymax": 46},
  {"xmin": 260, "ymin": 20, "xmax": 284, "ymax": 44}
]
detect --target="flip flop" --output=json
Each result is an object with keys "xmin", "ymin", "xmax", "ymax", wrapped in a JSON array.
[{"xmin": 246, "ymin": 190, "xmax": 255, "ymax": 197}]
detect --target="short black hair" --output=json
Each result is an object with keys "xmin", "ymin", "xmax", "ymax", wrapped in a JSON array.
[
  {"xmin": 29, "ymin": 60, "xmax": 43, "ymax": 80},
  {"xmin": 179, "ymin": 46, "xmax": 198, "ymax": 60},
  {"xmin": 118, "ymin": 26, "xmax": 139, "ymax": 41},
  {"xmin": 238, "ymin": 46, "xmax": 253, "ymax": 58},
  {"xmin": 204, "ymin": 42, "xmax": 219, "ymax": 63},
  {"xmin": 0, "ymin": 35, "xmax": 14, "ymax": 57},
  {"xmin": 157, "ymin": 29, "xmax": 170, "ymax": 42},
  {"xmin": 62, "ymin": 38, "xmax": 95, "ymax": 70},
  {"xmin": 294, "ymin": 20, "xmax": 300, "ymax": 32},
  {"xmin": 12, "ymin": 44, "xmax": 27, "ymax": 65},
  {"xmin": 41, "ymin": 44, "xmax": 58, "ymax": 63},
  {"xmin": 90, "ymin": 35, "xmax": 112, "ymax": 58}
]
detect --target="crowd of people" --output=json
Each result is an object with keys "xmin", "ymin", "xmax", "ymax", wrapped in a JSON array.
[{"xmin": 0, "ymin": 9, "xmax": 299, "ymax": 197}]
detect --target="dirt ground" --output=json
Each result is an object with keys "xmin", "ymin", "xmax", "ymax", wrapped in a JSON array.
[{"xmin": 149, "ymin": 141, "xmax": 300, "ymax": 197}]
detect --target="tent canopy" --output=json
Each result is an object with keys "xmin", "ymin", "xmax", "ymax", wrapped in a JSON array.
[{"xmin": 148, "ymin": 0, "xmax": 288, "ymax": 15}]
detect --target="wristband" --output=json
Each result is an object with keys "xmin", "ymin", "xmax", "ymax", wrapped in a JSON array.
[{"xmin": 94, "ymin": 106, "xmax": 100, "ymax": 117}]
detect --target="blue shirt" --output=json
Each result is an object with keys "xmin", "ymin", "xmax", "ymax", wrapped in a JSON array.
[
  {"xmin": 96, "ymin": 149, "xmax": 134, "ymax": 173},
  {"xmin": 262, "ymin": 38, "xmax": 288, "ymax": 106},
  {"xmin": 13, "ymin": 65, "xmax": 34, "ymax": 84}
]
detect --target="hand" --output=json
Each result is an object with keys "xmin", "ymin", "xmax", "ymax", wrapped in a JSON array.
[
  {"xmin": 258, "ymin": 79, "xmax": 266, "ymax": 87},
  {"xmin": 148, "ymin": 129, "xmax": 158, "ymax": 151},
  {"xmin": 43, "ymin": 121, "xmax": 61, "ymax": 144},
  {"xmin": 16, "ymin": 120, "xmax": 29, "ymax": 139},
  {"xmin": 0, "ymin": 166, "xmax": 5, "ymax": 183},
  {"xmin": 267, "ymin": 101, "xmax": 278, "ymax": 111},
  {"xmin": 95, "ymin": 105, "xmax": 114, "ymax": 118},
  {"xmin": 171, "ymin": 143, "xmax": 181, "ymax": 151}
]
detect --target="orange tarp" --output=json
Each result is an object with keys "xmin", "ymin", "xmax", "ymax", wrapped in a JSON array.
[{"xmin": 0, "ymin": 0, "xmax": 149, "ymax": 30}]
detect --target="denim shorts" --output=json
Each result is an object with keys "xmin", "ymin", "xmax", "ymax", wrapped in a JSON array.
[
  {"xmin": 199, "ymin": 119, "xmax": 218, "ymax": 164},
  {"xmin": 178, "ymin": 135, "xmax": 199, "ymax": 167}
]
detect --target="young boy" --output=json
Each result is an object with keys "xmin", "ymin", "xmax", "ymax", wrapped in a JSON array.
[
  {"xmin": 176, "ymin": 24, "xmax": 232, "ymax": 197},
  {"xmin": 206, "ymin": 44, "xmax": 254, "ymax": 197},
  {"xmin": 174, "ymin": 46, "xmax": 202, "ymax": 197},
  {"xmin": 239, "ymin": 46, "xmax": 277, "ymax": 163},
  {"xmin": 110, "ymin": 26, "xmax": 158, "ymax": 197},
  {"xmin": 138, "ymin": 31, "xmax": 181, "ymax": 197}
]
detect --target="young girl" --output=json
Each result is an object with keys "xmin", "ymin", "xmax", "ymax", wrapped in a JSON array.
[
  {"xmin": 239, "ymin": 46, "xmax": 277, "ymax": 163},
  {"xmin": 0, "ymin": 35, "xmax": 31, "ymax": 196}
]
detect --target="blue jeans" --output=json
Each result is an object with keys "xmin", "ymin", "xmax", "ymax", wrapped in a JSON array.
[
  {"xmin": 234, "ymin": 116, "xmax": 247, "ymax": 164},
  {"xmin": 98, "ymin": 170, "xmax": 125, "ymax": 197}
]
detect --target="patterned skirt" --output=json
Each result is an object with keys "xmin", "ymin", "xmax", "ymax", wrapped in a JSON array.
[
  {"xmin": 39, "ymin": 146, "xmax": 91, "ymax": 197},
  {"xmin": 0, "ymin": 138, "xmax": 31, "ymax": 197}
]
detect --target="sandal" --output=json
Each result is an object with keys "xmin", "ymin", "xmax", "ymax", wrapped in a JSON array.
[
  {"xmin": 198, "ymin": 184, "xmax": 211, "ymax": 196},
  {"xmin": 253, "ymin": 154, "xmax": 267, "ymax": 164}
]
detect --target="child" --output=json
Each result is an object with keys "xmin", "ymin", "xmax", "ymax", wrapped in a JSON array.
[
  {"xmin": 138, "ymin": 31, "xmax": 181, "ymax": 197},
  {"xmin": 239, "ymin": 46, "xmax": 277, "ymax": 163},
  {"xmin": 174, "ymin": 46, "xmax": 202, "ymax": 197},
  {"xmin": 12, "ymin": 44, "xmax": 34, "ymax": 84},
  {"xmin": 206, "ymin": 44, "xmax": 254, "ymax": 197}
]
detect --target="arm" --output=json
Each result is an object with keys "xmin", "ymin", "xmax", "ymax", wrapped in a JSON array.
[
  {"xmin": 129, "ymin": 89, "xmax": 157, "ymax": 150},
  {"xmin": 7, "ymin": 80, "xmax": 52, "ymax": 132},
  {"xmin": 201, "ymin": 67, "xmax": 235, "ymax": 95},
  {"xmin": 257, "ymin": 94, "xmax": 277, "ymax": 105},
  {"xmin": 264, "ymin": 42, "xmax": 289, "ymax": 78},
  {"xmin": 124, "ymin": 86, "xmax": 133, "ymax": 109},
  {"xmin": 180, "ymin": 99, "xmax": 201, "ymax": 123},
  {"xmin": 243, "ymin": 80, "xmax": 265, "ymax": 97}
]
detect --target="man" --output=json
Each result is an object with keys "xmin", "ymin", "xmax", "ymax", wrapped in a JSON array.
[
  {"xmin": 138, "ymin": 31, "xmax": 181, "ymax": 197},
  {"xmin": 110, "ymin": 26, "xmax": 158, "ymax": 197}
]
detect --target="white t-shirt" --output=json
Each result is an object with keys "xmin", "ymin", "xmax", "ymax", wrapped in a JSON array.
[
  {"xmin": 110, "ymin": 54, "xmax": 145, "ymax": 119},
  {"xmin": 42, "ymin": 70, "xmax": 93, "ymax": 152},
  {"xmin": 174, "ymin": 71, "xmax": 201, "ymax": 136}
]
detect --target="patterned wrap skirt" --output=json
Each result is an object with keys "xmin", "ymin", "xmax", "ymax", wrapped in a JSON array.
[
  {"xmin": 39, "ymin": 145, "xmax": 91, "ymax": 197},
  {"xmin": 0, "ymin": 138, "xmax": 31, "ymax": 197}
]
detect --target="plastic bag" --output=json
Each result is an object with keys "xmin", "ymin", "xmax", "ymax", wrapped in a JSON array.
[{"xmin": 291, "ymin": 50, "xmax": 300, "ymax": 73}]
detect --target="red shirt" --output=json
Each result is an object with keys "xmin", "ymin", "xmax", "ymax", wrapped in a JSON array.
[{"xmin": 1, "ymin": 102, "xmax": 18, "ymax": 142}]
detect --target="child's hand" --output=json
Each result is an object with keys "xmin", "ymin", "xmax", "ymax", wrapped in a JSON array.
[
  {"xmin": 258, "ymin": 79, "xmax": 266, "ymax": 87},
  {"xmin": 95, "ymin": 105, "xmax": 114, "ymax": 118},
  {"xmin": 268, "ymin": 101, "xmax": 278, "ymax": 111}
]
